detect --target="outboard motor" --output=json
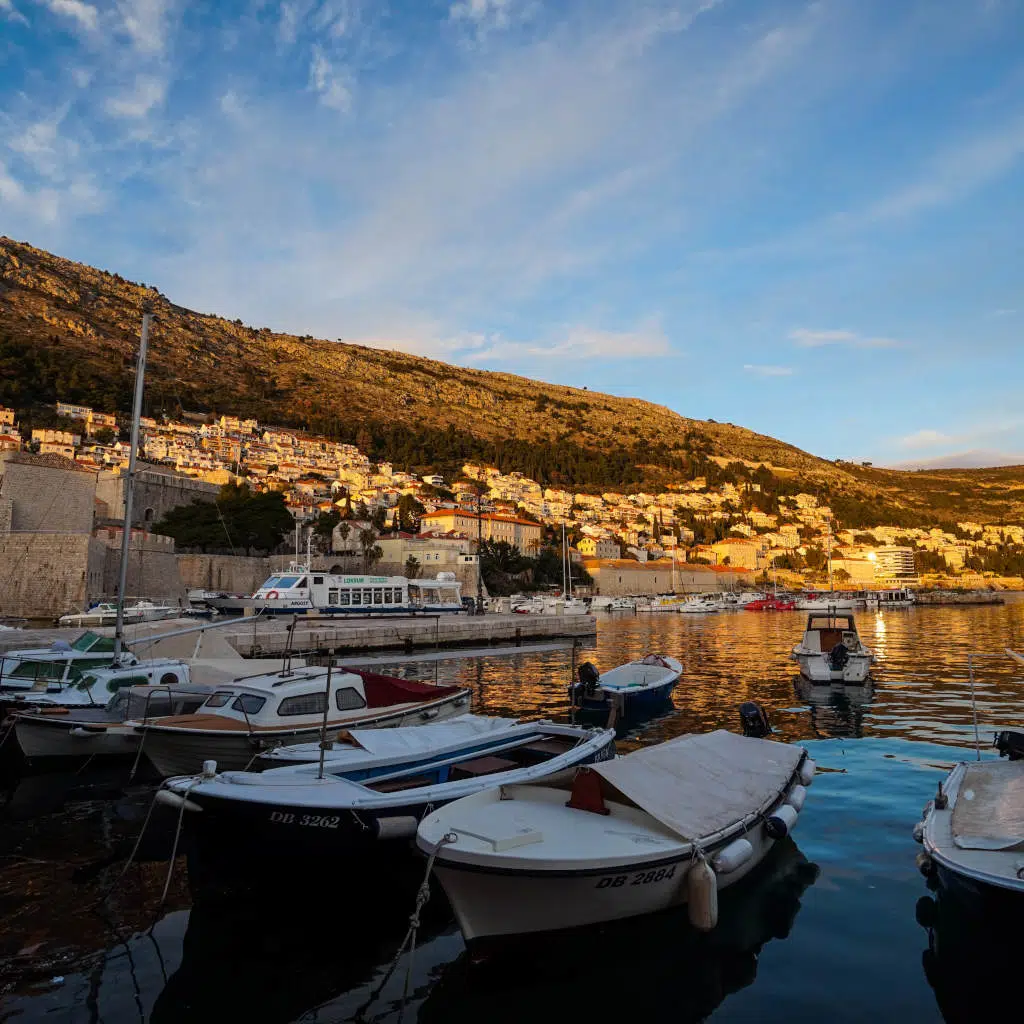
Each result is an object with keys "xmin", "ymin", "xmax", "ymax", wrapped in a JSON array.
[
  {"xmin": 828, "ymin": 642, "xmax": 850, "ymax": 672},
  {"xmin": 994, "ymin": 730, "xmax": 1024, "ymax": 761},
  {"xmin": 739, "ymin": 701, "xmax": 772, "ymax": 738},
  {"xmin": 569, "ymin": 661, "xmax": 601, "ymax": 705}
]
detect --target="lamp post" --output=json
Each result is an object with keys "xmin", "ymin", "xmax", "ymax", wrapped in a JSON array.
[{"xmin": 476, "ymin": 484, "xmax": 485, "ymax": 615}]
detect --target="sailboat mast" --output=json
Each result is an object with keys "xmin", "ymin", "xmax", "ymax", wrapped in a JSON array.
[
  {"xmin": 827, "ymin": 521, "xmax": 833, "ymax": 593},
  {"xmin": 562, "ymin": 522, "xmax": 567, "ymax": 596},
  {"xmin": 114, "ymin": 312, "xmax": 151, "ymax": 661}
]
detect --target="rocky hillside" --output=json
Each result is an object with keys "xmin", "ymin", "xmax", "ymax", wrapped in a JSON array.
[{"xmin": 1, "ymin": 235, "xmax": 1021, "ymax": 522}]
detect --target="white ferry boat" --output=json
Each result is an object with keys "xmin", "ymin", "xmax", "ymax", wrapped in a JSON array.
[{"xmin": 206, "ymin": 567, "xmax": 467, "ymax": 616}]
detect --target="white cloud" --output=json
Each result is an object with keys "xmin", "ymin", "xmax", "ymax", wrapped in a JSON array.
[
  {"xmin": 743, "ymin": 364, "xmax": 793, "ymax": 377},
  {"xmin": 309, "ymin": 46, "xmax": 352, "ymax": 111},
  {"xmin": 1, "ymin": 0, "xmax": 29, "ymax": 25},
  {"xmin": 463, "ymin": 322, "xmax": 671, "ymax": 364},
  {"xmin": 449, "ymin": 0, "xmax": 527, "ymax": 34},
  {"xmin": 39, "ymin": 0, "xmax": 98, "ymax": 33},
  {"xmin": 104, "ymin": 76, "xmax": 167, "ymax": 118},
  {"xmin": 898, "ymin": 429, "xmax": 952, "ymax": 449},
  {"xmin": 117, "ymin": 0, "xmax": 172, "ymax": 54},
  {"xmin": 789, "ymin": 328, "xmax": 902, "ymax": 349}
]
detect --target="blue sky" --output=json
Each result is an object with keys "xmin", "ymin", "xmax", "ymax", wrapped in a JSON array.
[{"xmin": 1, "ymin": 0, "xmax": 1022, "ymax": 468}]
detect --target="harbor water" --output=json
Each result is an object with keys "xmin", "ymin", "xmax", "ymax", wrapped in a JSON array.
[{"xmin": 3, "ymin": 602, "xmax": 1024, "ymax": 1021}]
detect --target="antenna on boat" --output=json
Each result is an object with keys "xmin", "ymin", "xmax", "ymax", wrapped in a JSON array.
[
  {"xmin": 281, "ymin": 614, "xmax": 298, "ymax": 676},
  {"xmin": 114, "ymin": 311, "xmax": 152, "ymax": 664},
  {"xmin": 318, "ymin": 648, "xmax": 335, "ymax": 780}
]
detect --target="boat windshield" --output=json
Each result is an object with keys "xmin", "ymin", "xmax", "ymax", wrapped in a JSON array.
[
  {"xmin": 261, "ymin": 575, "xmax": 303, "ymax": 590},
  {"xmin": 72, "ymin": 631, "xmax": 115, "ymax": 652}
]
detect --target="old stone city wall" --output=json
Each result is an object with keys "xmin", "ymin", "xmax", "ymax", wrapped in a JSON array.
[{"xmin": 0, "ymin": 534, "xmax": 107, "ymax": 619}]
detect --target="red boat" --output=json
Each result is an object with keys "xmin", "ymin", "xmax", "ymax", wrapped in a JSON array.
[{"xmin": 744, "ymin": 597, "xmax": 796, "ymax": 611}]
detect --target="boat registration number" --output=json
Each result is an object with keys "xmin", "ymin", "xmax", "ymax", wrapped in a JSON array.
[
  {"xmin": 268, "ymin": 812, "xmax": 341, "ymax": 828},
  {"xmin": 595, "ymin": 864, "xmax": 677, "ymax": 889}
]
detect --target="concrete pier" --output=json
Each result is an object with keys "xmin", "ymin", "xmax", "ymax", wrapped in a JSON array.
[{"xmin": 223, "ymin": 613, "xmax": 598, "ymax": 657}]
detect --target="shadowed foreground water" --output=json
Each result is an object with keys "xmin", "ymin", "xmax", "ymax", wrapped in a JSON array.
[{"xmin": 2, "ymin": 602, "xmax": 1024, "ymax": 1022}]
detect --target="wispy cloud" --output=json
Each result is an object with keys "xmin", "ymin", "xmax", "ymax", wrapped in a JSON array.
[
  {"xmin": 789, "ymin": 328, "xmax": 902, "ymax": 349},
  {"xmin": 104, "ymin": 75, "xmax": 167, "ymax": 118},
  {"xmin": 898, "ymin": 429, "xmax": 952, "ymax": 449},
  {"xmin": 464, "ymin": 322, "xmax": 671, "ymax": 364},
  {"xmin": 990, "ymin": 307, "xmax": 1017, "ymax": 317},
  {"xmin": 116, "ymin": 0, "xmax": 173, "ymax": 54},
  {"xmin": 309, "ymin": 46, "xmax": 352, "ymax": 111},
  {"xmin": 40, "ymin": 0, "xmax": 98, "ymax": 33},
  {"xmin": 1, "ymin": 0, "xmax": 29, "ymax": 25},
  {"xmin": 449, "ymin": 0, "xmax": 532, "ymax": 37},
  {"xmin": 743, "ymin": 364, "xmax": 793, "ymax": 377}
]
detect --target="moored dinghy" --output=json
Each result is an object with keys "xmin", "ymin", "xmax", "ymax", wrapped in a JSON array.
[
  {"xmin": 569, "ymin": 655, "xmax": 682, "ymax": 715},
  {"xmin": 417, "ymin": 728, "xmax": 814, "ymax": 952},
  {"xmin": 160, "ymin": 719, "xmax": 615, "ymax": 857}
]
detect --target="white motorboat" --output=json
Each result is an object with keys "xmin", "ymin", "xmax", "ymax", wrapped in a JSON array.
[
  {"xmin": 58, "ymin": 599, "xmax": 178, "ymax": 628},
  {"xmin": 865, "ymin": 588, "xmax": 916, "ymax": 608},
  {"xmin": 589, "ymin": 597, "xmax": 636, "ymax": 612},
  {"xmin": 635, "ymin": 596, "xmax": 683, "ymax": 614},
  {"xmin": 417, "ymin": 729, "xmax": 814, "ymax": 951},
  {"xmin": 570, "ymin": 655, "xmax": 682, "ymax": 715},
  {"xmin": 12, "ymin": 667, "xmax": 216, "ymax": 761},
  {"xmin": 679, "ymin": 595, "xmax": 722, "ymax": 614},
  {"xmin": 0, "ymin": 631, "xmax": 137, "ymax": 695},
  {"xmin": 130, "ymin": 665, "xmax": 472, "ymax": 776},
  {"xmin": 793, "ymin": 592, "xmax": 863, "ymax": 612},
  {"xmin": 160, "ymin": 720, "xmax": 615, "ymax": 857},
  {"xmin": 914, "ymin": 733, "xmax": 1024, "ymax": 908},
  {"xmin": 790, "ymin": 612, "xmax": 874, "ymax": 683}
]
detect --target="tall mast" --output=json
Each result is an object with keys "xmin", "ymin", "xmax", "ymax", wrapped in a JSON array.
[
  {"xmin": 827, "ymin": 521, "xmax": 833, "ymax": 593},
  {"xmin": 114, "ymin": 312, "xmax": 151, "ymax": 661},
  {"xmin": 562, "ymin": 522, "xmax": 567, "ymax": 596}
]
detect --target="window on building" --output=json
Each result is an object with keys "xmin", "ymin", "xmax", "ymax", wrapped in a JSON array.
[
  {"xmin": 335, "ymin": 687, "xmax": 366, "ymax": 711},
  {"xmin": 278, "ymin": 693, "xmax": 326, "ymax": 716}
]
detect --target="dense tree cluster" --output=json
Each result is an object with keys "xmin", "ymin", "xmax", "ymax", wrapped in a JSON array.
[
  {"xmin": 478, "ymin": 540, "xmax": 594, "ymax": 596},
  {"xmin": 153, "ymin": 483, "xmax": 294, "ymax": 553}
]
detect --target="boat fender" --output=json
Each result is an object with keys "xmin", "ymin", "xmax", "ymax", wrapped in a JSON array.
[
  {"xmin": 712, "ymin": 838, "xmax": 754, "ymax": 875},
  {"xmin": 155, "ymin": 789, "xmax": 203, "ymax": 813},
  {"xmin": 915, "ymin": 851, "xmax": 935, "ymax": 879},
  {"xmin": 912, "ymin": 821, "xmax": 925, "ymax": 844},
  {"xmin": 687, "ymin": 856, "xmax": 718, "ymax": 931},
  {"xmin": 374, "ymin": 815, "xmax": 419, "ymax": 840},
  {"xmin": 764, "ymin": 802, "xmax": 799, "ymax": 840},
  {"xmin": 799, "ymin": 759, "xmax": 816, "ymax": 786},
  {"xmin": 787, "ymin": 784, "xmax": 808, "ymax": 812}
]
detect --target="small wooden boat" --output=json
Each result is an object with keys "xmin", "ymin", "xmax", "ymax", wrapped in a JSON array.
[
  {"xmin": 791, "ymin": 612, "xmax": 874, "ymax": 683},
  {"xmin": 569, "ymin": 655, "xmax": 682, "ymax": 715},
  {"xmin": 160, "ymin": 720, "xmax": 615, "ymax": 856},
  {"xmin": 417, "ymin": 729, "xmax": 814, "ymax": 952},
  {"xmin": 914, "ymin": 731, "xmax": 1024, "ymax": 911},
  {"xmin": 132, "ymin": 666, "xmax": 471, "ymax": 776}
]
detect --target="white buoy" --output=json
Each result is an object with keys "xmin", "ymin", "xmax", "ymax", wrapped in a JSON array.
[
  {"xmin": 799, "ymin": 759, "xmax": 816, "ymax": 786},
  {"xmin": 787, "ymin": 784, "xmax": 808, "ymax": 812},
  {"xmin": 687, "ymin": 857, "xmax": 718, "ymax": 931},
  {"xmin": 765, "ymin": 802, "xmax": 799, "ymax": 838},
  {"xmin": 712, "ymin": 838, "xmax": 754, "ymax": 875},
  {"xmin": 155, "ymin": 789, "xmax": 203, "ymax": 813},
  {"xmin": 374, "ymin": 815, "xmax": 419, "ymax": 840}
]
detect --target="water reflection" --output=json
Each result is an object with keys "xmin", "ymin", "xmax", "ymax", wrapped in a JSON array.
[
  {"xmin": 417, "ymin": 839, "xmax": 819, "ymax": 1024},
  {"xmin": 916, "ymin": 877, "xmax": 1023, "ymax": 1023},
  {"xmin": 794, "ymin": 677, "xmax": 874, "ymax": 738}
]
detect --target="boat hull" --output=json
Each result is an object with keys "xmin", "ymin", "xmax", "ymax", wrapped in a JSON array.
[
  {"xmin": 794, "ymin": 653, "xmax": 872, "ymax": 683},
  {"xmin": 140, "ymin": 692, "xmax": 471, "ymax": 776},
  {"xmin": 433, "ymin": 825, "xmax": 777, "ymax": 948},
  {"xmin": 579, "ymin": 680, "xmax": 676, "ymax": 714},
  {"xmin": 15, "ymin": 717, "xmax": 138, "ymax": 760}
]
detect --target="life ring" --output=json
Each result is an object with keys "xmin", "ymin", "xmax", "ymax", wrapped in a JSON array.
[{"xmin": 266, "ymin": 590, "xmax": 279, "ymax": 600}]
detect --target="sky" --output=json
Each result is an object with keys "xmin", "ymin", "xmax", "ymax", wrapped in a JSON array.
[{"xmin": 1, "ymin": 0, "xmax": 1022, "ymax": 469}]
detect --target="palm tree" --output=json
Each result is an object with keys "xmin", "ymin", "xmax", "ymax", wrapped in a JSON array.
[
  {"xmin": 336, "ymin": 521, "xmax": 351, "ymax": 555},
  {"xmin": 359, "ymin": 529, "xmax": 383, "ymax": 574}
]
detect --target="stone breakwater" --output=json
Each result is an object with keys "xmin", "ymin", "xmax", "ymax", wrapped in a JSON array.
[{"xmin": 915, "ymin": 591, "xmax": 1005, "ymax": 606}]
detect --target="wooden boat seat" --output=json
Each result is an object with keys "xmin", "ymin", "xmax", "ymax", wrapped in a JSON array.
[
  {"xmin": 449, "ymin": 755, "xmax": 519, "ymax": 780},
  {"xmin": 370, "ymin": 773, "xmax": 437, "ymax": 793},
  {"xmin": 517, "ymin": 737, "xmax": 574, "ymax": 758}
]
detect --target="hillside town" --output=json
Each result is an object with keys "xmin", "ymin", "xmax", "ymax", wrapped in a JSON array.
[{"xmin": 2, "ymin": 402, "xmax": 1021, "ymax": 602}]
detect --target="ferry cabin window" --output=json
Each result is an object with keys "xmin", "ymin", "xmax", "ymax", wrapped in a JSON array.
[
  {"xmin": 273, "ymin": 576, "xmax": 301, "ymax": 590},
  {"xmin": 340, "ymin": 591, "xmax": 351, "ymax": 605},
  {"xmin": 278, "ymin": 693, "xmax": 326, "ymax": 716},
  {"xmin": 328, "ymin": 589, "xmax": 339, "ymax": 604},
  {"xmin": 408, "ymin": 585, "xmax": 421, "ymax": 604},
  {"xmin": 204, "ymin": 692, "xmax": 233, "ymax": 707},
  {"xmin": 232, "ymin": 694, "xmax": 267, "ymax": 715},
  {"xmin": 314, "ymin": 577, "xmax": 324, "ymax": 586},
  {"xmin": 336, "ymin": 687, "xmax": 366, "ymax": 710},
  {"xmin": 373, "ymin": 588, "xmax": 384, "ymax": 605},
  {"xmin": 350, "ymin": 591, "xmax": 361, "ymax": 605},
  {"xmin": 363, "ymin": 589, "xmax": 374, "ymax": 605}
]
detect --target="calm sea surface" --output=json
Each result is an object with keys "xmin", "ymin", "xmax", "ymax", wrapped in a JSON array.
[{"xmin": 3, "ymin": 602, "xmax": 1024, "ymax": 1022}]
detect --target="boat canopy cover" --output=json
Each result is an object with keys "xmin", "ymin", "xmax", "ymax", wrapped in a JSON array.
[
  {"xmin": 952, "ymin": 762, "xmax": 1024, "ymax": 851},
  {"xmin": 336, "ymin": 714, "xmax": 520, "ymax": 755},
  {"xmin": 591, "ymin": 730, "xmax": 804, "ymax": 842}
]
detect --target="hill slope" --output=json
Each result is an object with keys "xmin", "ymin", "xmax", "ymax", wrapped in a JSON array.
[{"xmin": 0, "ymin": 236, "xmax": 1021, "ymax": 522}]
